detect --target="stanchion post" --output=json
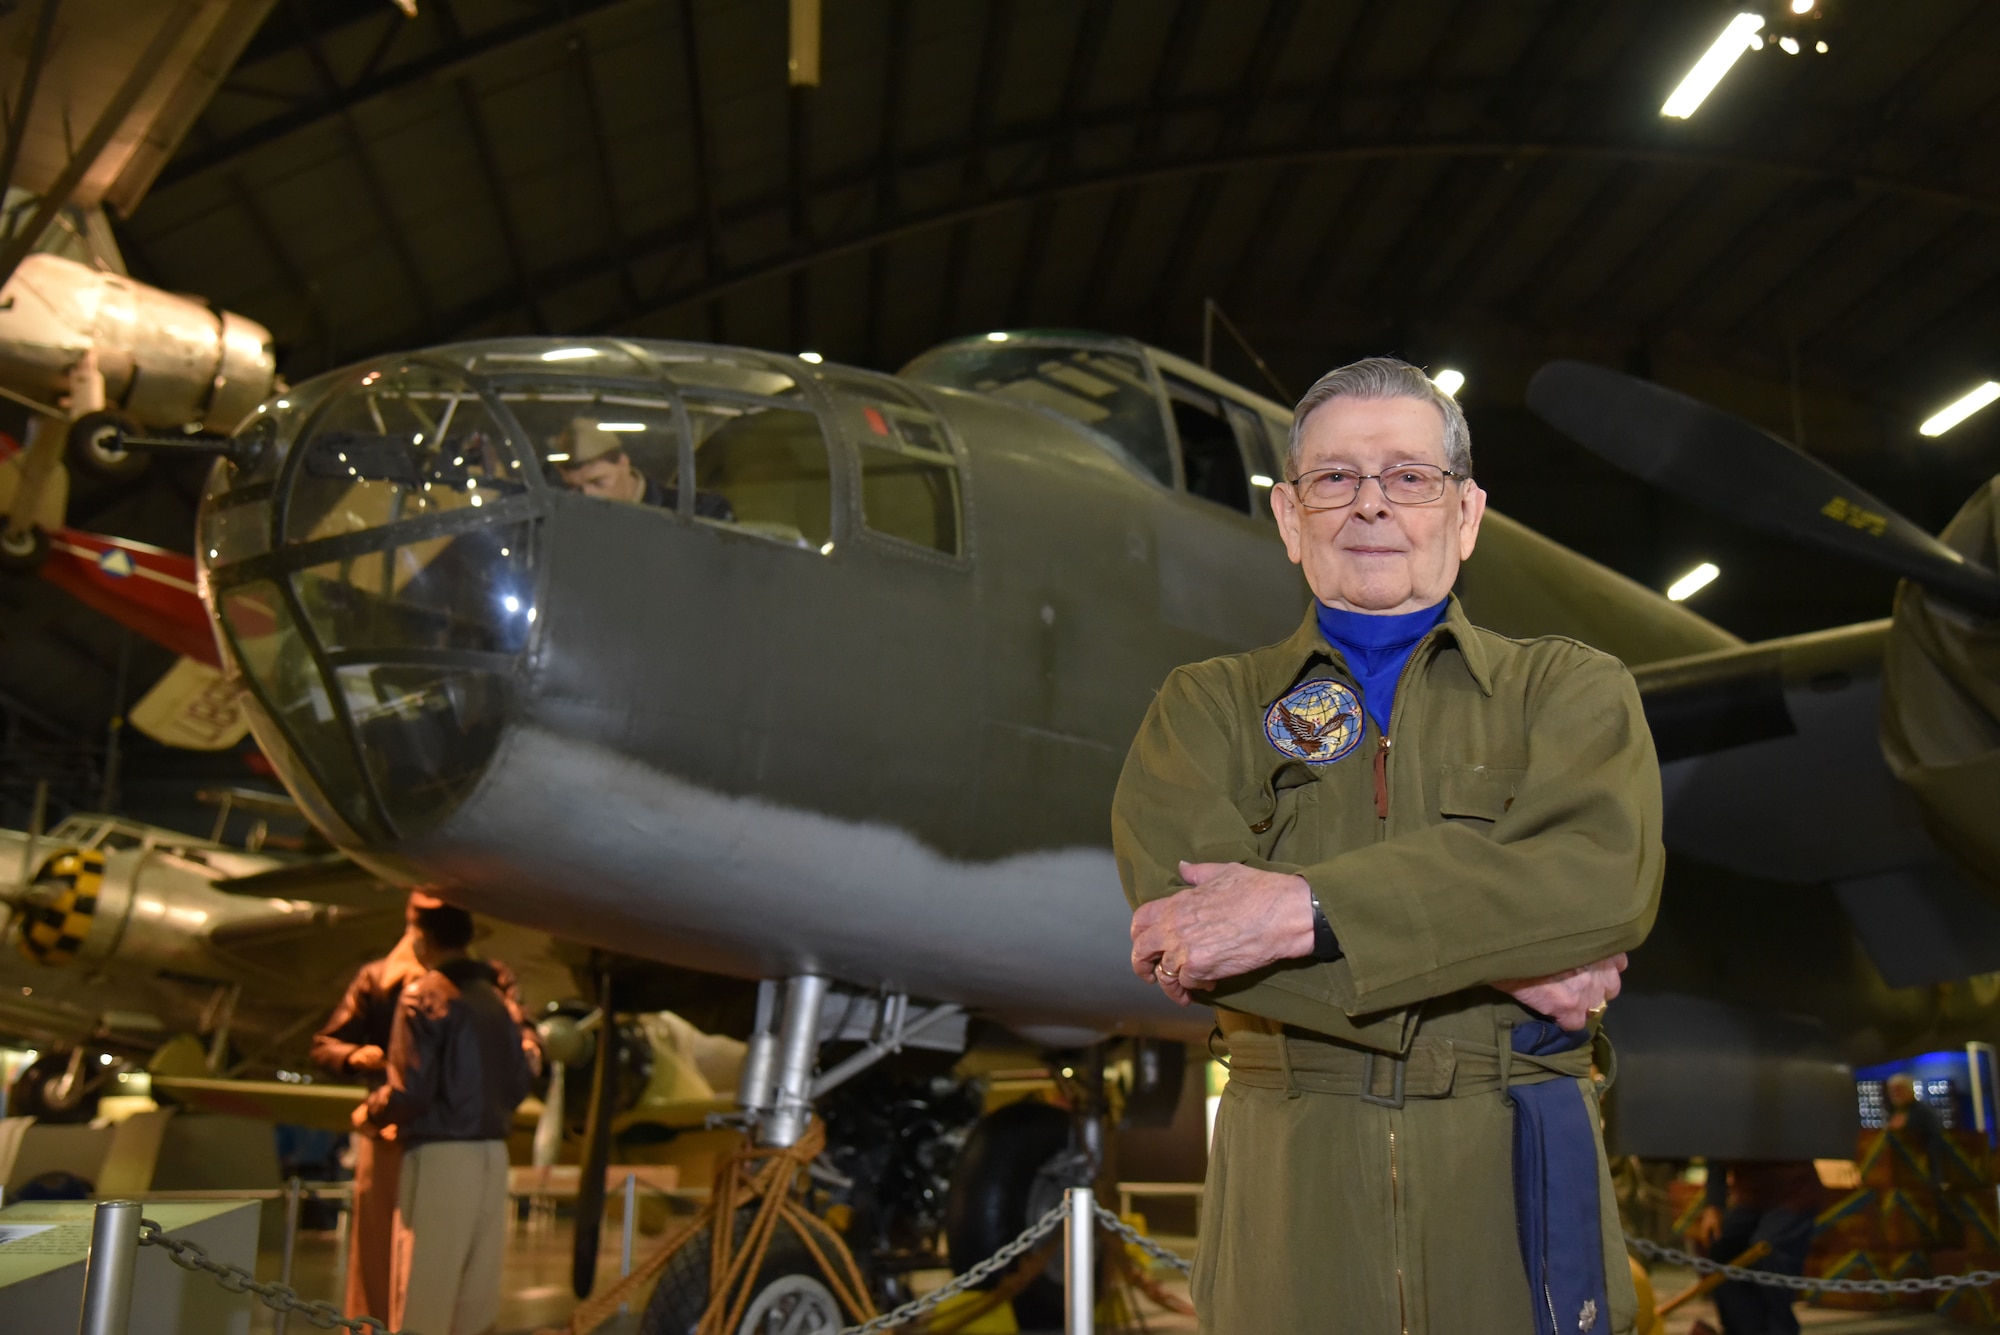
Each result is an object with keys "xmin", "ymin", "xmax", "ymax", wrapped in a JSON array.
[
  {"xmin": 1065, "ymin": 1186, "xmax": 1094, "ymax": 1335},
  {"xmin": 618, "ymin": 1171, "xmax": 638, "ymax": 1314},
  {"xmin": 77, "ymin": 1199, "xmax": 141, "ymax": 1335},
  {"xmin": 275, "ymin": 1175, "xmax": 302, "ymax": 1335}
]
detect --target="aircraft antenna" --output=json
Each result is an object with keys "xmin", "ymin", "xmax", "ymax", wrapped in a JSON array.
[{"xmin": 1202, "ymin": 298, "xmax": 1290, "ymax": 403}]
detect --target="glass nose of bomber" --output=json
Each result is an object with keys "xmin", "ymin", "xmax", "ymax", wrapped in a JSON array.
[{"xmin": 200, "ymin": 360, "xmax": 537, "ymax": 844}]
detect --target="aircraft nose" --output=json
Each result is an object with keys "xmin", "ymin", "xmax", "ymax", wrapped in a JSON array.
[{"xmin": 197, "ymin": 360, "xmax": 537, "ymax": 844}]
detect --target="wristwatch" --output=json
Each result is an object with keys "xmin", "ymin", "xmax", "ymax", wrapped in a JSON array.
[{"xmin": 1309, "ymin": 893, "xmax": 1342, "ymax": 962}]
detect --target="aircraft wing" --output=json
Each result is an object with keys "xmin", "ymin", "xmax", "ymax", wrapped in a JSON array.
[
  {"xmin": 153, "ymin": 1075, "xmax": 553, "ymax": 1137},
  {"xmin": 213, "ymin": 857, "xmax": 400, "ymax": 910},
  {"xmin": 1635, "ymin": 621, "xmax": 2000, "ymax": 988},
  {"xmin": 1, "ymin": 0, "xmax": 275, "ymax": 218}
]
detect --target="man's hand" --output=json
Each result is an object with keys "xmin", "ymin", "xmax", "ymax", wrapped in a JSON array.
[
  {"xmin": 1493, "ymin": 954, "xmax": 1627, "ymax": 1030},
  {"xmin": 348, "ymin": 1044, "xmax": 387, "ymax": 1074},
  {"xmin": 1130, "ymin": 862, "xmax": 1315, "ymax": 1005},
  {"xmin": 1688, "ymin": 1205, "xmax": 1723, "ymax": 1252},
  {"xmin": 349, "ymin": 1102, "xmax": 373, "ymax": 1132}
]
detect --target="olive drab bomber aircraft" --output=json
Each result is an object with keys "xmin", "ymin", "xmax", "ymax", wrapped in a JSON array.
[{"xmin": 162, "ymin": 330, "xmax": 2000, "ymax": 1305}]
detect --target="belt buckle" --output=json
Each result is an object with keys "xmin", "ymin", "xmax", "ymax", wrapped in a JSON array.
[{"xmin": 1359, "ymin": 1050, "xmax": 1407, "ymax": 1109}]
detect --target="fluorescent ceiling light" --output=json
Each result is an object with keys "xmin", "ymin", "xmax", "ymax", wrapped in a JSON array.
[
  {"xmin": 1661, "ymin": 13, "xmax": 1764, "ymax": 119},
  {"xmin": 985, "ymin": 331, "xmax": 1009, "ymax": 342},
  {"xmin": 1250, "ymin": 474, "xmax": 1274, "ymax": 488},
  {"xmin": 798, "ymin": 351, "xmax": 823, "ymax": 363},
  {"xmin": 1432, "ymin": 369, "xmax": 1465, "ymax": 397},
  {"xmin": 1778, "ymin": 35, "xmax": 1799, "ymax": 54},
  {"xmin": 1666, "ymin": 562, "xmax": 1720, "ymax": 602},
  {"xmin": 542, "ymin": 347, "xmax": 598, "ymax": 361},
  {"xmin": 597, "ymin": 422, "xmax": 646, "ymax": 432},
  {"xmin": 545, "ymin": 452, "xmax": 570, "ymax": 462},
  {"xmin": 1919, "ymin": 381, "xmax": 2000, "ymax": 436}
]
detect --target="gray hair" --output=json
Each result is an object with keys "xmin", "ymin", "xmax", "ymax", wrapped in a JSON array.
[{"xmin": 1287, "ymin": 357, "xmax": 1472, "ymax": 479}]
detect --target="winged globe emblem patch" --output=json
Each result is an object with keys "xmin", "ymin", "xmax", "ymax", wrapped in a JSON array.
[{"xmin": 1263, "ymin": 679, "xmax": 1364, "ymax": 765}]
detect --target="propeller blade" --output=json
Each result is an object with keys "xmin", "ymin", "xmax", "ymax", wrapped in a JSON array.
[
  {"xmin": 1526, "ymin": 360, "xmax": 2000, "ymax": 616},
  {"xmin": 572, "ymin": 970, "xmax": 617, "ymax": 1299}
]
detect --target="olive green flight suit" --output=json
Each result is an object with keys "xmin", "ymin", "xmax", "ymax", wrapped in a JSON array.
[{"xmin": 1112, "ymin": 597, "xmax": 1663, "ymax": 1335}]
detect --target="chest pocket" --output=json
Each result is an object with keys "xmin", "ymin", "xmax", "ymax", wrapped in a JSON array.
[{"xmin": 1437, "ymin": 763, "xmax": 1525, "ymax": 826}]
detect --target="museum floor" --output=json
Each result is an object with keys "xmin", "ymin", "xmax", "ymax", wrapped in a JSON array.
[{"xmin": 233, "ymin": 1223, "xmax": 1971, "ymax": 1335}]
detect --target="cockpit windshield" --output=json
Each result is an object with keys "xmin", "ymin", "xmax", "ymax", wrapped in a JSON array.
[
  {"xmin": 902, "ymin": 340, "xmax": 1174, "ymax": 487},
  {"xmin": 285, "ymin": 363, "xmax": 528, "ymax": 543}
]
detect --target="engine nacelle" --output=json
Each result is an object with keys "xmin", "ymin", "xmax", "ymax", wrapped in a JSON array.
[{"xmin": 0, "ymin": 252, "xmax": 276, "ymax": 432}]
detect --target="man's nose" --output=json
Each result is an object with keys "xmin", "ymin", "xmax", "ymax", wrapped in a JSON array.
[{"xmin": 1352, "ymin": 475, "xmax": 1394, "ymax": 515}]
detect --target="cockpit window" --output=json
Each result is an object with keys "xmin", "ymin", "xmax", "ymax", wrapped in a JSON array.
[
  {"xmin": 818, "ymin": 371, "xmax": 963, "ymax": 557},
  {"xmin": 503, "ymin": 389, "xmax": 692, "ymax": 510},
  {"xmin": 902, "ymin": 343, "xmax": 1174, "ymax": 487},
  {"xmin": 1162, "ymin": 373, "xmax": 1266, "ymax": 517},
  {"xmin": 661, "ymin": 356, "xmax": 799, "ymax": 399},
  {"xmin": 284, "ymin": 363, "xmax": 526, "ymax": 544},
  {"xmin": 687, "ymin": 397, "xmax": 832, "ymax": 550},
  {"xmin": 216, "ymin": 581, "xmax": 379, "ymax": 835},
  {"xmin": 451, "ymin": 341, "xmax": 654, "ymax": 381},
  {"xmin": 293, "ymin": 523, "xmax": 535, "ymax": 657}
]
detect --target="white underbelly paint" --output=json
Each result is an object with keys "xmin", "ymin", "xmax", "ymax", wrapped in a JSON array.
[{"xmin": 412, "ymin": 724, "xmax": 1203, "ymax": 1042}]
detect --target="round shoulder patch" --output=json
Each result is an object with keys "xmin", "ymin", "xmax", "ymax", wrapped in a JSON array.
[{"xmin": 1264, "ymin": 679, "xmax": 1365, "ymax": 765}]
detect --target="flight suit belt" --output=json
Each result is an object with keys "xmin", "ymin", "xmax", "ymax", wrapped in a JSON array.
[{"xmin": 1221, "ymin": 1030, "xmax": 1593, "ymax": 1100}]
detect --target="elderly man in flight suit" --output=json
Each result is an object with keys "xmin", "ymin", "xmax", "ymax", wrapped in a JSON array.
[{"xmin": 1114, "ymin": 357, "xmax": 1663, "ymax": 1334}]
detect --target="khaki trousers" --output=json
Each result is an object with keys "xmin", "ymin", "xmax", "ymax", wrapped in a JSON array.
[
  {"xmin": 347, "ymin": 1133, "xmax": 402, "ymax": 1320},
  {"xmin": 391, "ymin": 1139, "xmax": 510, "ymax": 1335}
]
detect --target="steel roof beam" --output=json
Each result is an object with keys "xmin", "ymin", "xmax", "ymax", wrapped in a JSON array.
[
  {"xmin": 572, "ymin": 35, "xmax": 640, "ymax": 320},
  {"xmin": 862, "ymin": 0, "xmax": 910, "ymax": 366},
  {"xmin": 454, "ymin": 79, "xmax": 544, "ymax": 335},
  {"xmin": 1004, "ymin": 0, "xmax": 1109, "ymax": 327},
  {"xmin": 318, "ymin": 137, "xmax": 2000, "ymax": 379},
  {"xmin": 1141, "ymin": 0, "xmax": 1303, "ymax": 333},
  {"xmin": 1078, "ymin": 0, "xmax": 1203, "ymax": 325},
  {"xmin": 279, "ymin": 0, "xmax": 438, "ymax": 342},
  {"xmin": 676, "ymin": 0, "xmax": 724, "ymax": 342},
  {"xmin": 935, "ymin": 0, "xmax": 1016, "ymax": 345},
  {"xmin": 159, "ymin": 0, "xmax": 638, "ymax": 190}
]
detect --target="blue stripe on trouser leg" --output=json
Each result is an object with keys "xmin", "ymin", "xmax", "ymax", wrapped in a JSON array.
[{"xmin": 1509, "ymin": 1020, "xmax": 1610, "ymax": 1335}]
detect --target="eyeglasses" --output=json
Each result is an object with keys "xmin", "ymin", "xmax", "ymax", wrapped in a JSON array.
[{"xmin": 1285, "ymin": 463, "xmax": 1467, "ymax": 511}]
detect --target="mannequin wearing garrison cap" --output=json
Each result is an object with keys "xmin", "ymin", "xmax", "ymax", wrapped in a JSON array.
[
  {"xmin": 312, "ymin": 891, "xmax": 536, "ymax": 1322},
  {"xmin": 553, "ymin": 417, "xmax": 734, "ymax": 518}
]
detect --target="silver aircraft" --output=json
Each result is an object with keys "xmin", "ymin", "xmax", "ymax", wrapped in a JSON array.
[{"xmin": 167, "ymin": 332, "xmax": 1999, "ymax": 1318}]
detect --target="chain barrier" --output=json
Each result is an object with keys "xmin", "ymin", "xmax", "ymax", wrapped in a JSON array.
[
  {"xmin": 834, "ymin": 1201, "xmax": 1069, "ymax": 1335},
  {"xmin": 829, "ymin": 1198, "xmax": 1196, "ymax": 1335},
  {"xmin": 137, "ymin": 1218, "xmax": 402, "ymax": 1334},
  {"xmin": 1627, "ymin": 1236, "xmax": 2000, "ymax": 1296},
  {"xmin": 1092, "ymin": 1203, "xmax": 1193, "ymax": 1277}
]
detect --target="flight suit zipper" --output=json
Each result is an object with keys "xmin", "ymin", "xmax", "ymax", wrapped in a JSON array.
[
  {"xmin": 1372, "ymin": 735, "xmax": 1392, "ymax": 818},
  {"xmin": 1370, "ymin": 627, "xmax": 1435, "ymax": 828},
  {"xmin": 1389, "ymin": 1123, "xmax": 1408, "ymax": 1335},
  {"xmin": 1376, "ymin": 629, "xmax": 1437, "ymax": 1335}
]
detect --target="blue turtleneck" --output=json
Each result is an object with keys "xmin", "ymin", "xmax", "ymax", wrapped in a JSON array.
[{"xmin": 1315, "ymin": 598, "xmax": 1450, "ymax": 731}]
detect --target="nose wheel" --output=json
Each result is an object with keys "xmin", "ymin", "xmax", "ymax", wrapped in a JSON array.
[{"xmin": 0, "ymin": 523, "xmax": 49, "ymax": 572}]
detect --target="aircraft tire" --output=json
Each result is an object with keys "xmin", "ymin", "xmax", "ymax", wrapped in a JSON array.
[
  {"xmin": 66, "ymin": 411, "xmax": 148, "ymax": 482},
  {"xmin": 638, "ymin": 1214, "xmax": 843, "ymax": 1335},
  {"xmin": 943, "ymin": 1099, "xmax": 1074, "ymax": 1329},
  {"xmin": 8, "ymin": 1052, "xmax": 103, "ymax": 1123},
  {"xmin": 0, "ymin": 523, "xmax": 50, "ymax": 573}
]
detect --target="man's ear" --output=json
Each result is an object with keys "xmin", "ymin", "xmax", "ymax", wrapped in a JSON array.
[
  {"xmin": 1456, "ymin": 481, "xmax": 1488, "ymax": 561},
  {"xmin": 1273, "ymin": 485, "xmax": 1306, "ymax": 566}
]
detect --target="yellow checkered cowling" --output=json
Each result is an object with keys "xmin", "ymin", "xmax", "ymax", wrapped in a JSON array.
[{"xmin": 16, "ymin": 848, "xmax": 102, "ymax": 966}]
